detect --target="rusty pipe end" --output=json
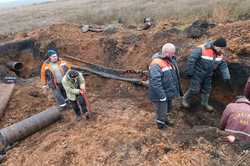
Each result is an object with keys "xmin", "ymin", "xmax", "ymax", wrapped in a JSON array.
[{"xmin": 6, "ymin": 61, "xmax": 23, "ymax": 71}]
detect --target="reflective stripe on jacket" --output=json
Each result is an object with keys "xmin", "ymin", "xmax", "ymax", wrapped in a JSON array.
[
  {"xmin": 41, "ymin": 60, "xmax": 71, "ymax": 88},
  {"xmin": 186, "ymin": 41, "xmax": 230, "ymax": 80},
  {"xmin": 149, "ymin": 52, "xmax": 180, "ymax": 101}
]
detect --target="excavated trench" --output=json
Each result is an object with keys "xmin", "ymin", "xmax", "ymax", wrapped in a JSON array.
[
  {"xmin": 0, "ymin": 35, "xmax": 249, "ymax": 128},
  {"xmin": 0, "ymin": 22, "xmax": 250, "ymax": 165}
]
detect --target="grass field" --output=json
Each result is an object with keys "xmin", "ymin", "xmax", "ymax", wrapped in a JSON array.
[{"xmin": 0, "ymin": 0, "xmax": 249, "ymax": 34}]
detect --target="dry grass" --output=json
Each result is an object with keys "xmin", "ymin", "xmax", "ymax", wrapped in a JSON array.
[{"xmin": 0, "ymin": 0, "xmax": 249, "ymax": 34}]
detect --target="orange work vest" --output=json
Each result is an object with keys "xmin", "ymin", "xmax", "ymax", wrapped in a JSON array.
[{"xmin": 41, "ymin": 60, "xmax": 71, "ymax": 84}]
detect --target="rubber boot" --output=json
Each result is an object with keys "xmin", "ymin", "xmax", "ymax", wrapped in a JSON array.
[
  {"xmin": 182, "ymin": 89, "xmax": 193, "ymax": 108},
  {"xmin": 156, "ymin": 120, "xmax": 167, "ymax": 130},
  {"xmin": 201, "ymin": 94, "xmax": 214, "ymax": 112},
  {"xmin": 76, "ymin": 115, "xmax": 82, "ymax": 121}
]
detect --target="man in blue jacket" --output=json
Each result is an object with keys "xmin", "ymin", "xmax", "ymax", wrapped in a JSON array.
[
  {"xmin": 182, "ymin": 38, "xmax": 231, "ymax": 112},
  {"xmin": 149, "ymin": 43, "xmax": 182, "ymax": 129}
]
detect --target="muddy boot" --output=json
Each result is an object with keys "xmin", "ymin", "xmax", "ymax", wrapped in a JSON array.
[
  {"xmin": 76, "ymin": 115, "xmax": 82, "ymax": 121},
  {"xmin": 156, "ymin": 120, "xmax": 167, "ymax": 130},
  {"xmin": 201, "ymin": 94, "xmax": 214, "ymax": 112},
  {"xmin": 182, "ymin": 89, "xmax": 192, "ymax": 108},
  {"xmin": 85, "ymin": 112, "xmax": 90, "ymax": 120}
]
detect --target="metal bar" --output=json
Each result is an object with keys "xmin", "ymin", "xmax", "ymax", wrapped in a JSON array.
[{"xmin": 0, "ymin": 106, "xmax": 61, "ymax": 149}]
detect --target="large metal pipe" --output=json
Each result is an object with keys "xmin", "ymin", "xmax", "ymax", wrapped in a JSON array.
[
  {"xmin": 0, "ymin": 106, "xmax": 61, "ymax": 149},
  {"xmin": 6, "ymin": 61, "xmax": 23, "ymax": 72},
  {"xmin": 63, "ymin": 55, "xmax": 148, "ymax": 86},
  {"xmin": 0, "ymin": 38, "xmax": 34, "ymax": 55},
  {"xmin": 73, "ymin": 65, "xmax": 148, "ymax": 87},
  {"xmin": 63, "ymin": 55, "xmax": 148, "ymax": 76},
  {"xmin": 0, "ymin": 83, "xmax": 15, "ymax": 118}
]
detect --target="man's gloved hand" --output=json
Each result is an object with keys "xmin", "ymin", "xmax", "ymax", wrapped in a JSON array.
[
  {"xmin": 42, "ymin": 85, "xmax": 49, "ymax": 94},
  {"xmin": 224, "ymin": 79, "xmax": 233, "ymax": 91},
  {"xmin": 42, "ymin": 85, "xmax": 48, "ymax": 89},
  {"xmin": 160, "ymin": 97, "xmax": 167, "ymax": 102},
  {"xmin": 80, "ymin": 84, "xmax": 86, "ymax": 91},
  {"xmin": 80, "ymin": 89, "xmax": 84, "ymax": 96}
]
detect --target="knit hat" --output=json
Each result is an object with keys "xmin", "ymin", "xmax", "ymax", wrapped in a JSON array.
[
  {"xmin": 213, "ymin": 37, "xmax": 227, "ymax": 47},
  {"xmin": 161, "ymin": 43, "xmax": 176, "ymax": 58},
  {"xmin": 47, "ymin": 50, "xmax": 57, "ymax": 57},
  {"xmin": 67, "ymin": 70, "xmax": 79, "ymax": 80}
]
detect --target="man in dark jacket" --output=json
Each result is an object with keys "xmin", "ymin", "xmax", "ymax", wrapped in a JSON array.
[
  {"xmin": 41, "ymin": 50, "xmax": 71, "ymax": 108},
  {"xmin": 149, "ymin": 43, "xmax": 182, "ymax": 129},
  {"xmin": 182, "ymin": 38, "xmax": 231, "ymax": 111},
  {"xmin": 220, "ymin": 80, "xmax": 250, "ymax": 142}
]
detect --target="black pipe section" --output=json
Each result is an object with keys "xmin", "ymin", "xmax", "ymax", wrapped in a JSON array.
[
  {"xmin": 73, "ymin": 65, "xmax": 148, "ymax": 87},
  {"xmin": 63, "ymin": 55, "xmax": 148, "ymax": 76},
  {"xmin": 0, "ymin": 38, "xmax": 34, "ymax": 55},
  {"xmin": 0, "ymin": 106, "xmax": 61, "ymax": 149},
  {"xmin": 6, "ymin": 61, "xmax": 23, "ymax": 72}
]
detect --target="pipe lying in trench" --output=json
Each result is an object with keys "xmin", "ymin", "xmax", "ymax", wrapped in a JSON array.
[
  {"xmin": 6, "ymin": 61, "xmax": 23, "ymax": 72},
  {"xmin": 73, "ymin": 65, "xmax": 149, "ymax": 87},
  {"xmin": 0, "ymin": 83, "xmax": 15, "ymax": 119},
  {"xmin": 63, "ymin": 55, "xmax": 148, "ymax": 76},
  {"xmin": 0, "ymin": 38, "xmax": 34, "ymax": 55},
  {"xmin": 0, "ymin": 106, "xmax": 61, "ymax": 150},
  {"xmin": 64, "ymin": 55, "xmax": 149, "ymax": 87}
]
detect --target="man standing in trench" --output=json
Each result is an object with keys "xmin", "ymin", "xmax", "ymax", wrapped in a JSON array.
[
  {"xmin": 149, "ymin": 43, "xmax": 182, "ymax": 129},
  {"xmin": 182, "ymin": 37, "xmax": 232, "ymax": 112},
  {"xmin": 41, "ymin": 50, "xmax": 71, "ymax": 108},
  {"xmin": 62, "ymin": 70, "xmax": 89, "ymax": 121},
  {"xmin": 220, "ymin": 76, "xmax": 250, "ymax": 142}
]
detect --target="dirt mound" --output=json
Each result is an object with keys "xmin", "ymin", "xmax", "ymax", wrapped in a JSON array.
[
  {"xmin": 185, "ymin": 20, "xmax": 216, "ymax": 38},
  {"xmin": 208, "ymin": 20, "xmax": 250, "ymax": 63}
]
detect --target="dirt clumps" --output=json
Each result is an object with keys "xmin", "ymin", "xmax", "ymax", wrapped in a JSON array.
[{"xmin": 185, "ymin": 20, "xmax": 216, "ymax": 39}]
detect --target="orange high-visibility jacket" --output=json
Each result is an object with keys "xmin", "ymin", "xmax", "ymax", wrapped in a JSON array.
[{"xmin": 40, "ymin": 60, "xmax": 71, "ymax": 85}]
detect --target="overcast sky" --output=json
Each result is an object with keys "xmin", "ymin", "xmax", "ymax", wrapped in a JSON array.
[
  {"xmin": 0, "ymin": 0, "xmax": 17, "ymax": 3},
  {"xmin": 0, "ymin": 0, "xmax": 54, "ymax": 4}
]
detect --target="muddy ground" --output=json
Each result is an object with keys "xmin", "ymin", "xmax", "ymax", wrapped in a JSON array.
[{"xmin": 0, "ymin": 18, "xmax": 250, "ymax": 165}]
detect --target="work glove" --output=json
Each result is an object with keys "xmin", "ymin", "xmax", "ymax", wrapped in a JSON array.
[
  {"xmin": 80, "ymin": 84, "xmax": 86, "ymax": 91},
  {"xmin": 42, "ymin": 85, "xmax": 48, "ymax": 89},
  {"xmin": 80, "ymin": 89, "xmax": 84, "ymax": 96},
  {"xmin": 224, "ymin": 79, "xmax": 233, "ymax": 91},
  {"xmin": 160, "ymin": 97, "xmax": 167, "ymax": 102},
  {"xmin": 42, "ymin": 85, "xmax": 49, "ymax": 94}
]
